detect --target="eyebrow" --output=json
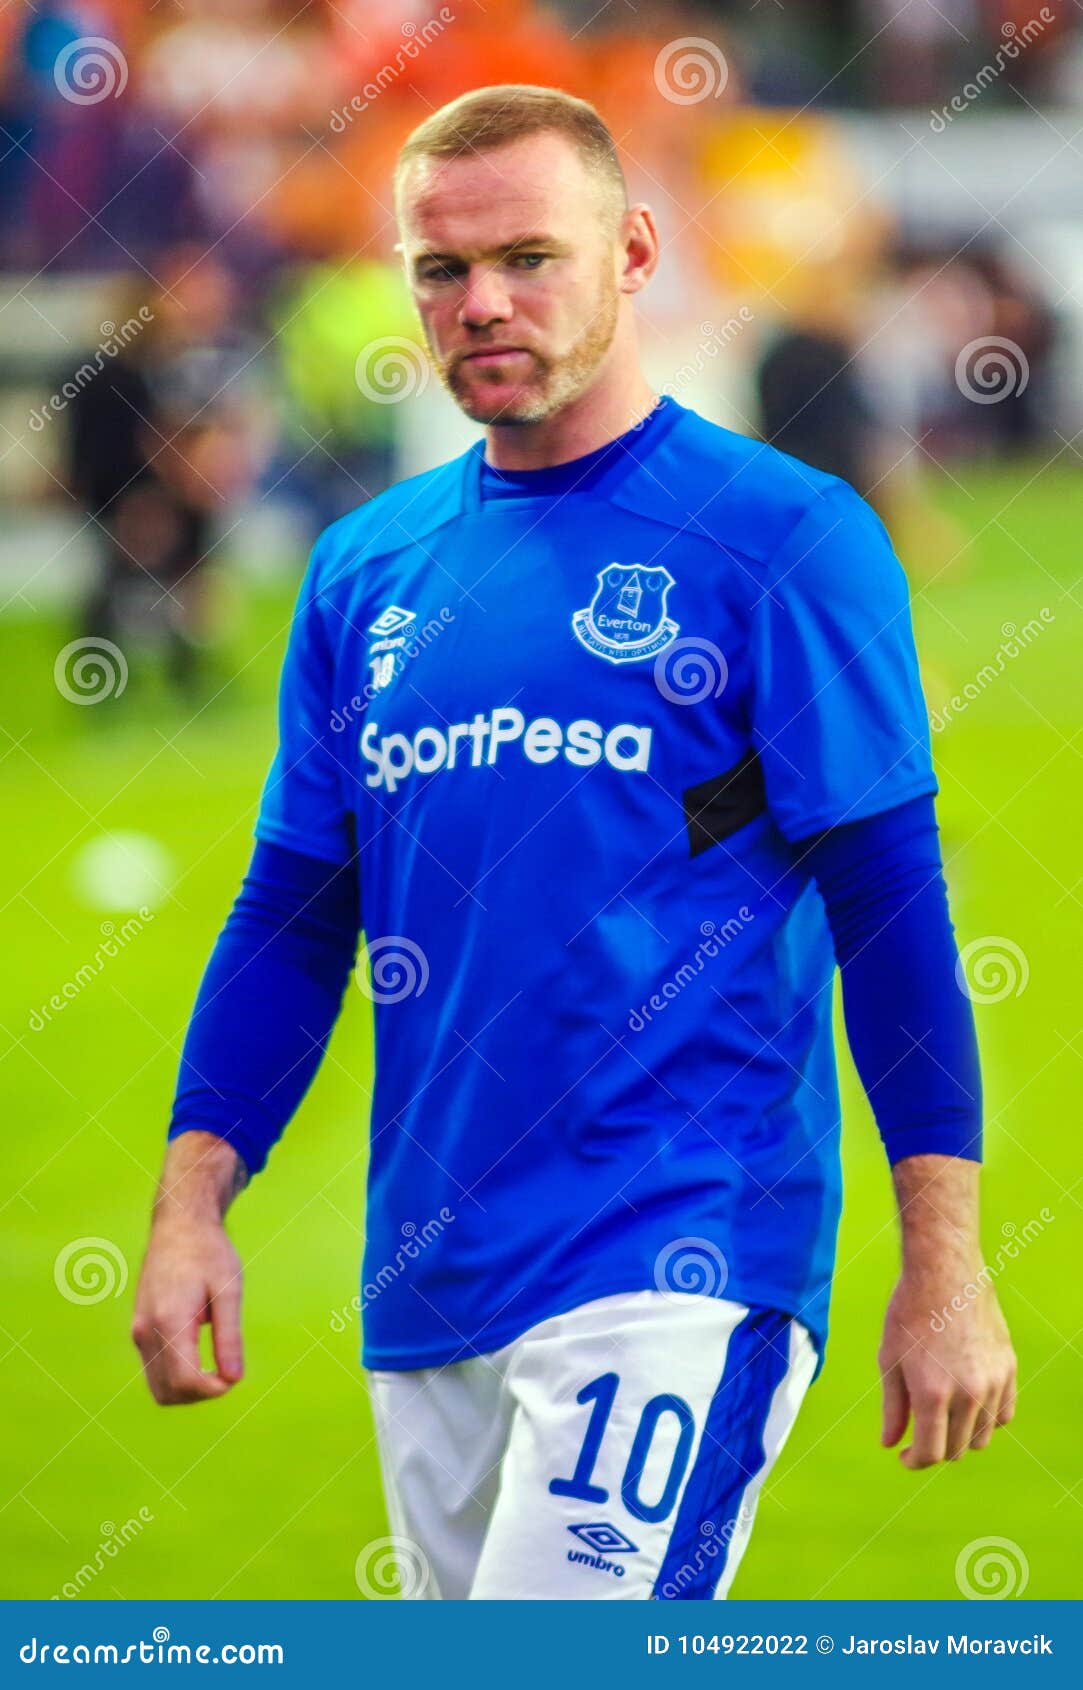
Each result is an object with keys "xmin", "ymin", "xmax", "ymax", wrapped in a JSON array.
[{"xmin": 409, "ymin": 234, "xmax": 571, "ymax": 268}]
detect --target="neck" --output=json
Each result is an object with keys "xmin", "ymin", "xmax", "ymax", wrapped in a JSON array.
[{"xmin": 483, "ymin": 347, "xmax": 656, "ymax": 472}]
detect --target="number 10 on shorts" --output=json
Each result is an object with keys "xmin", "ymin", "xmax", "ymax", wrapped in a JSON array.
[{"xmin": 548, "ymin": 1372, "xmax": 696, "ymax": 1525}]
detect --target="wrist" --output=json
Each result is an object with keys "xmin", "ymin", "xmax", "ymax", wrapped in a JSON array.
[
  {"xmin": 898, "ymin": 1243, "xmax": 985, "ymax": 1291},
  {"xmin": 892, "ymin": 1151, "xmax": 982, "ymax": 1281},
  {"xmin": 153, "ymin": 1130, "xmax": 246, "ymax": 1230}
]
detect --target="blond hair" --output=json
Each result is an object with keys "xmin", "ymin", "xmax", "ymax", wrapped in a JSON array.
[{"xmin": 395, "ymin": 84, "xmax": 627, "ymax": 223}]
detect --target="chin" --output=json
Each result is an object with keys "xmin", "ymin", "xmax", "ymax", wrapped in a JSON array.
[{"xmin": 452, "ymin": 381, "xmax": 551, "ymax": 426}]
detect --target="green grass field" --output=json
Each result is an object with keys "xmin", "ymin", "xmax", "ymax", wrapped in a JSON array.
[{"xmin": 2, "ymin": 456, "xmax": 1080, "ymax": 1601}]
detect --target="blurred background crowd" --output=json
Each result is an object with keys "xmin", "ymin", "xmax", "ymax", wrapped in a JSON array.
[{"xmin": 2, "ymin": 0, "xmax": 1082, "ymax": 689}]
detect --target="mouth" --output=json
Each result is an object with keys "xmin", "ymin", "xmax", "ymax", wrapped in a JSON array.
[{"xmin": 457, "ymin": 347, "xmax": 532, "ymax": 369}]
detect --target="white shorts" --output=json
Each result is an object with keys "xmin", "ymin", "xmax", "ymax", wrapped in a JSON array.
[{"xmin": 365, "ymin": 1290, "xmax": 816, "ymax": 1600}]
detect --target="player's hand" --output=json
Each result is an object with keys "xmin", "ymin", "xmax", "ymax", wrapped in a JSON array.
[
  {"xmin": 131, "ymin": 1217, "xmax": 244, "ymax": 1405},
  {"xmin": 878, "ymin": 1270, "xmax": 1016, "ymax": 1468}
]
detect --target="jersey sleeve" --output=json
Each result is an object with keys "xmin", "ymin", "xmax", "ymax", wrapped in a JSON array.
[
  {"xmin": 255, "ymin": 537, "xmax": 355, "ymax": 866},
  {"xmin": 750, "ymin": 480, "xmax": 937, "ymax": 841}
]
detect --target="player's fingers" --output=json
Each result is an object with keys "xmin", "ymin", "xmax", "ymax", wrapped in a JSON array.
[
  {"xmin": 880, "ymin": 1364, "xmax": 910, "ymax": 1447},
  {"xmin": 150, "ymin": 1331, "xmax": 231, "ymax": 1404},
  {"xmin": 140, "ymin": 1305, "xmax": 227, "ymax": 1405},
  {"xmin": 132, "ymin": 1307, "xmax": 189, "ymax": 1386},
  {"xmin": 154, "ymin": 1366, "xmax": 231, "ymax": 1406},
  {"xmin": 995, "ymin": 1364, "xmax": 1017, "ymax": 1427},
  {"xmin": 209, "ymin": 1275, "xmax": 244, "ymax": 1385},
  {"xmin": 946, "ymin": 1387, "xmax": 982, "ymax": 1460},
  {"xmin": 969, "ymin": 1397, "xmax": 997, "ymax": 1451},
  {"xmin": 900, "ymin": 1394, "xmax": 949, "ymax": 1468}
]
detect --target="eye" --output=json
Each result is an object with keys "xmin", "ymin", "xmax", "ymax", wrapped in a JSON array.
[
  {"xmin": 418, "ymin": 262, "xmax": 463, "ymax": 285},
  {"xmin": 510, "ymin": 252, "xmax": 548, "ymax": 270}
]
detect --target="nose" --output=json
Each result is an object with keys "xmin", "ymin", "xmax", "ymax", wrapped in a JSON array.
[{"xmin": 458, "ymin": 263, "xmax": 513, "ymax": 330}]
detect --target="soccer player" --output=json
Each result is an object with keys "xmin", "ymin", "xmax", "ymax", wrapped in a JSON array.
[{"xmin": 132, "ymin": 86, "xmax": 1017, "ymax": 1600}]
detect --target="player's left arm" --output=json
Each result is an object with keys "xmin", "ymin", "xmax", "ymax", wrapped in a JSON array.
[
  {"xmin": 752, "ymin": 480, "xmax": 1017, "ymax": 1467},
  {"xmin": 802, "ymin": 796, "xmax": 1017, "ymax": 1467}
]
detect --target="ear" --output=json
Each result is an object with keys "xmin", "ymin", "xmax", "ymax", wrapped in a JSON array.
[{"xmin": 618, "ymin": 204, "xmax": 660, "ymax": 297}]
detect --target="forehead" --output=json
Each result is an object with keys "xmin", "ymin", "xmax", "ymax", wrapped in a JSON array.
[{"xmin": 397, "ymin": 132, "xmax": 600, "ymax": 252}]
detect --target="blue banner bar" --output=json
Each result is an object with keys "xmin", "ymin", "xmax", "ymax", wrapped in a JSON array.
[{"xmin": 3, "ymin": 1601, "xmax": 1080, "ymax": 1684}]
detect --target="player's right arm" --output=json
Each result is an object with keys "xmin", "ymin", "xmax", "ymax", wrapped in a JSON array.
[
  {"xmin": 132, "ymin": 1131, "xmax": 248, "ymax": 1404},
  {"xmin": 133, "ymin": 532, "xmax": 361, "ymax": 1406},
  {"xmin": 131, "ymin": 838, "xmax": 361, "ymax": 1406}
]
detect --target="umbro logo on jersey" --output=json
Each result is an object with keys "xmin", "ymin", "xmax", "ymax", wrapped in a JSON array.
[
  {"xmin": 367, "ymin": 606, "xmax": 417, "ymax": 694},
  {"xmin": 360, "ymin": 709, "xmax": 652, "ymax": 793},
  {"xmin": 369, "ymin": 605, "xmax": 416, "ymax": 638},
  {"xmin": 573, "ymin": 564, "xmax": 679, "ymax": 664}
]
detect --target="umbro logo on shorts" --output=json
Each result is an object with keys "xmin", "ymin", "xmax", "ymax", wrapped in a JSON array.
[
  {"xmin": 568, "ymin": 1522, "xmax": 638, "ymax": 1553},
  {"xmin": 566, "ymin": 1521, "xmax": 638, "ymax": 1578}
]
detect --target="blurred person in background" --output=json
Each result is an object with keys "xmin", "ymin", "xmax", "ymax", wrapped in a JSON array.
[
  {"xmin": 754, "ymin": 258, "xmax": 879, "ymax": 498},
  {"xmin": 137, "ymin": 0, "xmax": 337, "ymax": 283},
  {"xmin": 66, "ymin": 248, "xmax": 262, "ymax": 695},
  {"xmin": 0, "ymin": 0, "xmax": 122, "ymax": 269},
  {"xmin": 859, "ymin": 0, "xmax": 980, "ymax": 105},
  {"xmin": 965, "ymin": 249, "xmax": 1056, "ymax": 455},
  {"xmin": 860, "ymin": 248, "xmax": 1055, "ymax": 457},
  {"xmin": 265, "ymin": 257, "xmax": 417, "ymax": 534}
]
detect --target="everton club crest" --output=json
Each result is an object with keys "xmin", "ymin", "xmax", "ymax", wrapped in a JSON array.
[{"xmin": 572, "ymin": 564, "xmax": 679, "ymax": 664}]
